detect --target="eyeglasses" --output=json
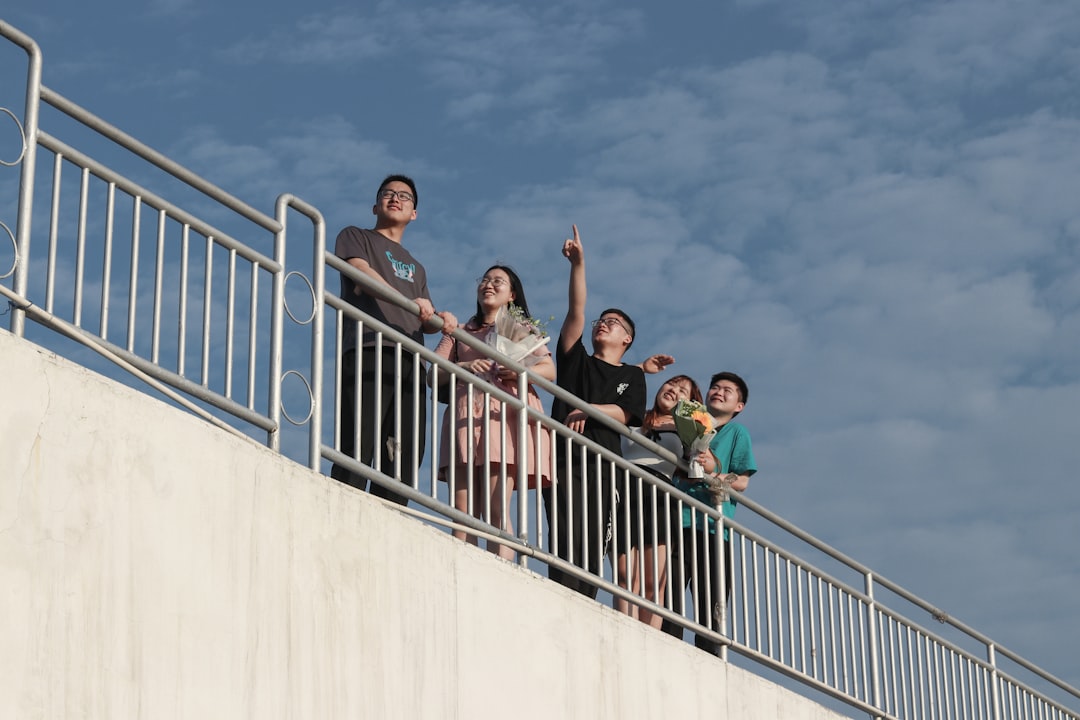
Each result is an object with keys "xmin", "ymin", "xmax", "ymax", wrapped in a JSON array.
[
  {"xmin": 591, "ymin": 317, "xmax": 630, "ymax": 333},
  {"xmin": 378, "ymin": 189, "xmax": 415, "ymax": 204},
  {"xmin": 477, "ymin": 276, "xmax": 509, "ymax": 289}
]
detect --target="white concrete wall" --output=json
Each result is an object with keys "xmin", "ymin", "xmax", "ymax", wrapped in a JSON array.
[{"xmin": 0, "ymin": 329, "xmax": 852, "ymax": 720}]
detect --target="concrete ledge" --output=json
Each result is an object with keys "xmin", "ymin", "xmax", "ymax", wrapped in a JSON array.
[{"xmin": 0, "ymin": 329, "xmax": 850, "ymax": 719}]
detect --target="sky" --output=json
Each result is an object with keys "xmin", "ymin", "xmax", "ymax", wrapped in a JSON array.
[{"xmin": 3, "ymin": 0, "xmax": 1080, "ymax": 699}]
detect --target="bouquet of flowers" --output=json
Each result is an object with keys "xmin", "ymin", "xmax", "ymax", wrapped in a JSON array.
[
  {"xmin": 484, "ymin": 303, "xmax": 551, "ymax": 367},
  {"xmin": 672, "ymin": 398, "xmax": 716, "ymax": 479}
]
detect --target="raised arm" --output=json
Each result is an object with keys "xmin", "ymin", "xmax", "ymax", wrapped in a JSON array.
[
  {"xmin": 638, "ymin": 354, "xmax": 675, "ymax": 374},
  {"xmin": 560, "ymin": 224, "xmax": 587, "ymax": 353}
]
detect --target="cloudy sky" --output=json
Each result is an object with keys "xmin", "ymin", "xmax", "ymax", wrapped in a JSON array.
[{"xmin": 4, "ymin": 0, "xmax": 1080, "ymax": 695}]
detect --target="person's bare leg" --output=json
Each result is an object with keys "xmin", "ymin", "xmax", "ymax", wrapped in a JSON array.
[
  {"xmin": 615, "ymin": 547, "xmax": 642, "ymax": 618},
  {"xmin": 453, "ymin": 484, "xmax": 480, "ymax": 547},
  {"xmin": 486, "ymin": 474, "xmax": 517, "ymax": 560},
  {"xmin": 639, "ymin": 543, "xmax": 668, "ymax": 628}
]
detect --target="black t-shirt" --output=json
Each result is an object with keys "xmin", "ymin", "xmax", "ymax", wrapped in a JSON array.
[{"xmin": 551, "ymin": 337, "xmax": 646, "ymax": 459}]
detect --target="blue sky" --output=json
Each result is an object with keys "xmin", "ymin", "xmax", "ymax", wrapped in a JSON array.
[{"xmin": 4, "ymin": 0, "xmax": 1080, "ymax": 692}]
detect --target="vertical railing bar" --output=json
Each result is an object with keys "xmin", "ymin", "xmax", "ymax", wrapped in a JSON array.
[
  {"xmin": 177, "ymin": 224, "xmax": 189, "ymax": 376},
  {"xmin": 483, "ymin": 389, "xmax": 494, "ymax": 526},
  {"xmin": 200, "ymin": 234, "xmax": 213, "ymax": 386},
  {"xmin": 773, "ymin": 548, "xmax": 783, "ymax": 663},
  {"xmin": 784, "ymin": 558, "xmax": 794, "ymax": 667},
  {"xmin": 799, "ymin": 568, "xmax": 810, "ymax": 677},
  {"xmin": 865, "ymin": 573, "xmax": 882, "ymax": 711},
  {"xmin": 988, "ymin": 644, "xmax": 1002, "ymax": 720},
  {"xmin": 412, "ymin": 350, "xmax": 422, "ymax": 493},
  {"xmin": 535, "ymin": 418, "xmax": 548, "ymax": 553},
  {"xmin": 829, "ymin": 578, "xmax": 838, "ymax": 690},
  {"xmin": 100, "ymin": 182, "xmax": 115, "ymax": 338},
  {"xmin": 647, "ymin": 478, "xmax": 659, "ymax": 614},
  {"xmin": 150, "ymin": 208, "xmax": 165, "ymax": 363},
  {"xmin": 811, "ymin": 573, "xmax": 823, "ymax": 683},
  {"xmin": 126, "ymin": 196, "xmax": 141, "ymax": 353},
  {"xmin": 607, "ymin": 453, "xmax": 617, "ymax": 586},
  {"xmin": 927, "ymin": 633, "xmax": 938, "ymax": 720},
  {"xmin": 976, "ymin": 654, "xmax": 985, "ymax": 720},
  {"xmin": 917, "ymin": 632, "xmax": 928, "ymax": 720},
  {"xmin": 688, "ymin": 508, "xmax": 701, "ymax": 629},
  {"xmin": 306, "ymin": 211, "xmax": 324, "ymax": 461},
  {"xmin": 764, "ymin": 545, "xmax": 774, "ymax": 658},
  {"xmin": 247, "ymin": 264, "xmax": 258, "ymax": 410},
  {"xmin": 953, "ymin": 647, "xmax": 964, "ymax": 720},
  {"xmin": 465, "ymin": 383, "xmax": 475, "ymax": 523},
  {"xmin": 267, "ymin": 201, "xmax": 286, "ymax": 453},
  {"xmin": 933, "ymin": 639, "xmax": 941, "ymax": 716},
  {"xmin": 901, "ymin": 623, "xmax": 912, "ymax": 720},
  {"xmin": 428, "ymin": 372, "xmax": 439, "ymax": 499},
  {"xmin": 579, "ymin": 441, "xmax": 591, "ymax": 578},
  {"xmin": 392, "ymin": 342, "xmax": 402, "ymax": 483},
  {"xmin": 371, "ymin": 334, "xmax": 383, "ymax": 472},
  {"xmin": 224, "ymin": 247, "xmax": 237, "ymax": 398},
  {"xmin": 445, "ymin": 369, "xmax": 457, "ymax": 503},
  {"xmin": 516, "ymin": 372, "xmax": 529, "ymax": 558},
  {"xmin": 739, "ymin": 537, "xmax": 751, "ymax": 646},
  {"xmin": 44, "ymin": 153, "xmax": 62, "ymax": 313},
  {"xmin": 842, "ymin": 595, "xmax": 851, "ymax": 695},
  {"xmin": 673, "ymin": 496, "xmax": 687, "ymax": 636},
  {"xmin": 73, "ymin": 166, "xmax": 88, "ymax": 327}
]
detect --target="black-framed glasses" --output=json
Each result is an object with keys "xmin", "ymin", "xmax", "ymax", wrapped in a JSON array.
[
  {"xmin": 592, "ymin": 317, "xmax": 629, "ymax": 333},
  {"xmin": 378, "ymin": 189, "xmax": 415, "ymax": 204}
]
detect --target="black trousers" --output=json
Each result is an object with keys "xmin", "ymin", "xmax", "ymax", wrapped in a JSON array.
[
  {"xmin": 662, "ymin": 527, "xmax": 733, "ymax": 656},
  {"xmin": 542, "ymin": 460, "xmax": 614, "ymax": 600},
  {"xmin": 331, "ymin": 347, "xmax": 427, "ymax": 506}
]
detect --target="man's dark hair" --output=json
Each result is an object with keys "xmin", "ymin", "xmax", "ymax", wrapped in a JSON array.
[
  {"xmin": 377, "ymin": 174, "xmax": 418, "ymax": 208},
  {"xmin": 600, "ymin": 307, "xmax": 635, "ymax": 348},
  {"xmin": 710, "ymin": 371, "xmax": 749, "ymax": 406}
]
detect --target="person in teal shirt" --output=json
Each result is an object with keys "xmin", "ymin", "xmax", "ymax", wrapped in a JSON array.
[{"xmin": 665, "ymin": 371, "xmax": 757, "ymax": 655}]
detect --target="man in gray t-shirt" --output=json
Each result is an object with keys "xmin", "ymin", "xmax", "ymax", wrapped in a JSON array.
[{"xmin": 331, "ymin": 175, "xmax": 457, "ymax": 504}]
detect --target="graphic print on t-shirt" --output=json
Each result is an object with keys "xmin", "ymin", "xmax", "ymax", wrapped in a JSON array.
[
  {"xmin": 386, "ymin": 250, "xmax": 416, "ymax": 283},
  {"xmin": 616, "ymin": 382, "xmax": 629, "ymax": 395}
]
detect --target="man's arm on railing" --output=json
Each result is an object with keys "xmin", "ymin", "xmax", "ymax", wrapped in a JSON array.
[{"xmin": 344, "ymin": 255, "xmax": 456, "ymax": 334}]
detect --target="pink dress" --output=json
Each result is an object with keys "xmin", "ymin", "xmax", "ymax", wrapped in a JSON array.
[{"xmin": 434, "ymin": 325, "xmax": 552, "ymax": 488}]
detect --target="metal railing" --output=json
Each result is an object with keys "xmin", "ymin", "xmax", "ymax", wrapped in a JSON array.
[{"xmin": 2, "ymin": 18, "xmax": 1077, "ymax": 720}]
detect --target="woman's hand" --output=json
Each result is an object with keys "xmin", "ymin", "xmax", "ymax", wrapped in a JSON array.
[{"xmin": 465, "ymin": 358, "xmax": 494, "ymax": 375}]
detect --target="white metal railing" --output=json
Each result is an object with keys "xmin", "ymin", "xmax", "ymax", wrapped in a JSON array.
[{"xmin": 2, "ymin": 18, "xmax": 1077, "ymax": 720}]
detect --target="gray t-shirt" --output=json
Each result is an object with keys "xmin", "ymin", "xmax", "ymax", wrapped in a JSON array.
[{"xmin": 335, "ymin": 226, "xmax": 431, "ymax": 352}]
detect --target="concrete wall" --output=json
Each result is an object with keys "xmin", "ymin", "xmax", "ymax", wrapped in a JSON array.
[{"xmin": 0, "ymin": 329, "xmax": 851, "ymax": 719}]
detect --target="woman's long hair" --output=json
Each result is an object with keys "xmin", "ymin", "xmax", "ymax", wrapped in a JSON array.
[{"xmin": 471, "ymin": 264, "xmax": 530, "ymax": 326}]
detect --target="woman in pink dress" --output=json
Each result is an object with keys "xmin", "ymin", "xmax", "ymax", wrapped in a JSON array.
[{"xmin": 431, "ymin": 265, "xmax": 555, "ymax": 559}]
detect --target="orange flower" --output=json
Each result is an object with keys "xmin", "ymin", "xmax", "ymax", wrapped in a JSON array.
[{"xmin": 691, "ymin": 409, "xmax": 713, "ymax": 431}]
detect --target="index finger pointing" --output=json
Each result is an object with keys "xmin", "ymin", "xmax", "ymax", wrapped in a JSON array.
[{"xmin": 572, "ymin": 224, "xmax": 580, "ymax": 244}]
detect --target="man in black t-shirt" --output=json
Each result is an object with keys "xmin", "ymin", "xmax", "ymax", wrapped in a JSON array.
[
  {"xmin": 544, "ymin": 225, "xmax": 646, "ymax": 598},
  {"xmin": 332, "ymin": 175, "xmax": 457, "ymax": 504}
]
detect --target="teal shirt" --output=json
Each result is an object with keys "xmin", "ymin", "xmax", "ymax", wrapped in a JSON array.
[{"xmin": 674, "ymin": 420, "xmax": 757, "ymax": 535}]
